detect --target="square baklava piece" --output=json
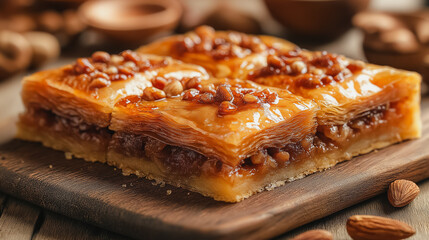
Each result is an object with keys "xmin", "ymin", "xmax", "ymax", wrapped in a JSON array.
[{"xmin": 18, "ymin": 27, "xmax": 421, "ymax": 202}]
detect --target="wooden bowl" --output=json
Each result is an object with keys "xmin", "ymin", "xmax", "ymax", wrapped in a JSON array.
[
  {"xmin": 78, "ymin": 0, "xmax": 182, "ymax": 44},
  {"xmin": 264, "ymin": 0, "xmax": 370, "ymax": 40},
  {"xmin": 354, "ymin": 11, "xmax": 429, "ymax": 84}
]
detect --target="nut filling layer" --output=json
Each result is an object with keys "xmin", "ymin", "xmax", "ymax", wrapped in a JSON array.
[{"xmin": 21, "ymin": 103, "xmax": 397, "ymax": 181}]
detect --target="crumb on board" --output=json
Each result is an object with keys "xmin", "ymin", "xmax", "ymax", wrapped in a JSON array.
[
  {"xmin": 187, "ymin": 192, "xmax": 190, "ymax": 196},
  {"xmin": 166, "ymin": 190, "xmax": 172, "ymax": 195},
  {"xmin": 122, "ymin": 184, "xmax": 126, "ymax": 188},
  {"xmin": 49, "ymin": 165, "xmax": 53, "ymax": 169},
  {"xmin": 114, "ymin": 168, "xmax": 117, "ymax": 171},
  {"xmin": 64, "ymin": 152, "xmax": 73, "ymax": 159},
  {"xmin": 130, "ymin": 183, "xmax": 133, "ymax": 187},
  {"xmin": 151, "ymin": 179, "xmax": 166, "ymax": 187}
]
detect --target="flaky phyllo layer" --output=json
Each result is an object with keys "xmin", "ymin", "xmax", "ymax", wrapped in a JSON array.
[{"xmin": 18, "ymin": 26, "xmax": 421, "ymax": 202}]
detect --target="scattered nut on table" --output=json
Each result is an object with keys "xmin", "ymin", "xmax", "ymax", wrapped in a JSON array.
[{"xmin": 388, "ymin": 179, "xmax": 420, "ymax": 207}]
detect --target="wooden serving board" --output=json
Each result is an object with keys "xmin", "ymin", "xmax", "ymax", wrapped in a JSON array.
[{"xmin": 0, "ymin": 100, "xmax": 429, "ymax": 240}]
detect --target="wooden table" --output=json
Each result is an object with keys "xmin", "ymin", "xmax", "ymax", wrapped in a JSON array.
[{"xmin": 1, "ymin": 11, "xmax": 428, "ymax": 240}]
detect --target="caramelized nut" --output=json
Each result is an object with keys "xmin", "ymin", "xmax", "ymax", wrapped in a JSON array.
[
  {"xmin": 243, "ymin": 93, "xmax": 259, "ymax": 103},
  {"xmin": 118, "ymin": 66, "xmax": 134, "ymax": 75},
  {"xmin": 267, "ymin": 55, "xmax": 284, "ymax": 68},
  {"xmin": 152, "ymin": 76, "xmax": 167, "ymax": 90},
  {"xmin": 142, "ymin": 87, "xmax": 166, "ymax": 101},
  {"xmin": 123, "ymin": 61, "xmax": 136, "ymax": 69},
  {"xmin": 198, "ymin": 92, "xmax": 215, "ymax": 104},
  {"xmin": 110, "ymin": 55, "xmax": 124, "ymax": 65},
  {"xmin": 273, "ymin": 151, "xmax": 290, "ymax": 164},
  {"xmin": 74, "ymin": 58, "xmax": 94, "ymax": 74},
  {"xmin": 310, "ymin": 68, "xmax": 324, "ymax": 75},
  {"xmin": 89, "ymin": 77, "xmax": 110, "ymax": 89},
  {"xmin": 200, "ymin": 83, "xmax": 216, "ymax": 94},
  {"xmin": 121, "ymin": 50, "xmax": 141, "ymax": 63},
  {"xmin": 105, "ymin": 66, "xmax": 118, "ymax": 75},
  {"xmin": 218, "ymin": 101, "xmax": 237, "ymax": 115},
  {"xmin": 195, "ymin": 25, "xmax": 215, "ymax": 40},
  {"xmin": 291, "ymin": 60, "xmax": 307, "ymax": 74},
  {"xmin": 185, "ymin": 77, "xmax": 202, "ymax": 90},
  {"xmin": 216, "ymin": 85, "xmax": 234, "ymax": 101},
  {"xmin": 91, "ymin": 51, "xmax": 110, "ymax": 63},
  {"xmin": 347, "ymin": 60, "xmax": 365, "ymax": 73},
  {"xmin": 182, "ymin": 89, "xmax": 200, "ymax": 101},
  {"xmin": 164, "ymin": 80, "xmax": 183, "ymax": 97},
  {"xmin": 251, "ymin": 151, "xmax": 266, "ymax": 165}
]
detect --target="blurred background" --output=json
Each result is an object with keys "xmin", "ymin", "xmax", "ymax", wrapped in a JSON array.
[{"xmin": 0, "ymin": 0, "xmax": 428, "ymax": 84}]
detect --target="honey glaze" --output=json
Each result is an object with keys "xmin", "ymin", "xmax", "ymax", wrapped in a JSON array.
[
  {"xmin": 172, "ymin": 25, "xmax": 269, "ymax": 60},
  {"xmin": 63, "ymin": 50, "xmax": 169, "ymax": 92},
  {"xmin": 249, "ymin": 50, "xmax": 365, "ymax": 89}
]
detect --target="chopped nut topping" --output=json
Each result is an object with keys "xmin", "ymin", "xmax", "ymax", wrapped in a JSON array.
[
  {"xmin": 89, "ymin": 77, "xmax": 110, "ymax": 89},
  {"xmin": 182, "ymin": 83, "xmax": 279, "ymax": 116},
  {"xmin": 243, "ymin": 93, "xmax": 259, "ymax": 103},
  {"xmin": 164, "ymin": 80, "xmax": 184, "ymax": 97},
  {"xmin": 272, "ymin": 151, "xmax": 290, "ymax": 164},
  {"xmin": 68, "ymin": 50, "xmax": 170, "ymax": 91},
  {"xmin": 91, "ymin": 51, "xmax": 110, "ymax": 63},
  {"xmin": 142, "ymin": 87, "xmax": 166, "ymax": 101},
  {"xmin": 216, "ymin": 85, "xmax": 234, "ymax": 101},
  {"xmin": 151, "ymin": 76, "xmax": 168, "ymax": 90},
  {"xmin": 249, "ymin": 50, "xmax": 366, "ymax": 89},
  {"xmin": 198, "ymin": 92, "xmax": 215, "ymax": 104},
  {"xmin": 218, "ymin": 101, "xmax": 238, "ymax": 115},
  {"xmin": 185, "ymin": 77, "xmax": 202, "ymax": 90},
  {"xmin": 173, "ymin": 25, "xmax": 267, "ymax": 60}
]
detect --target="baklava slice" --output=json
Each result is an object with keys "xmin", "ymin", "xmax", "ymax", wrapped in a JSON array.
[
  {"xmin": 18, "ymin": 50, "xmax": 209, "ymax": 162},
  {"xmin": 109, "ymin": 78, "xmax": 318, "ymax": 201},
  {"xmin": 247, "ymin": 49, "xmax": 421, "ymax": 160}
]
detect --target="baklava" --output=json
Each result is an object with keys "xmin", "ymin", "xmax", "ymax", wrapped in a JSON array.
[{"xmin": 18, "ymin": 27, "xmax": 421, "ymax": 202}]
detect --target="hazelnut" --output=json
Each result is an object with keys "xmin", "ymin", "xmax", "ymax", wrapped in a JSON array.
[
  {"xmin": 23, "ymin": 31, "xmax": 60, "ymax": 68},
  {"xmin": 110, "ymin": 55, "xmax": 124, "ymax": 65},
  {"xmin": 272, "ymin": 151, "xmax": 290, "ymax": 165},
  {"xmin": 89, "ymin": 77, "xmax": 110, "ymax": 89},
  {"xmin": 216, "ymin": 85, "xmax": 233, "ymax": 101},
  {"xmin": 250, "ymin": 151, "xmax": 266, "ymax": 165},
  {"xmin": 152, "ymin": 76, "xmax": 167, "ymax": 90},
  {"xmin": 92, "ymin": 51, "xmax": 110, "ymax": 63},
  {"xmin": 218, "ymin": 101, "xmax": 237, "ymax": 115},
  {"xmin": 142, "ymin": 87, "xmax": 166, "ymax": 101},
  {"xmin": 163, "ymin": 80, "xmax": 183, "ymax": 97},
  {"xmin": 182, "ymin": 88, "xmax": 200, "ymax": 100},
  {"xmin": 105, "ymin": 66, "xmax": 118, "ymax": 75},
  {"xmin": 243, "ymin": 93, "xmax": 259, "ymax": 104},
  {"xmin": 198, "ymin": 92, "xmax": 215, "ymax": 104},
  {"xmin": 185, "ymin": 77, "xmax": 202, "ymax": 89},
  {"xmin": 267, "ymin": 55, "xmax": 284, "ymax": 68},
  {"xmin": 291, "ymin": 60, "xmax": 307, "ymax": 74},
  {"xmin": 200, "ymin": 83, "xmax": 216, "ymax": 94},
  {"xmin": 0, "ymin": 30, "xmax": 32, "ymax": 79}
]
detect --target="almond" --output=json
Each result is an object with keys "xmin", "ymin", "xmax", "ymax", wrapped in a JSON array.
[
  {"xmin": 291, "ymin": 229, "xmax": 333, "ymax": 240},
  {"xmin": 346, "ymin": 215, "xmax": 415, "ymax": 240},
  {"xmin": 388, "ymin": 179, "xmax": 420, "ymax": 207}
]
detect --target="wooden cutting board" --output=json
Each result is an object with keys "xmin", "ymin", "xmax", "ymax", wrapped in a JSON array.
[{"xmin": 0, "ymin": 99, "xmax": 429, "ymax": 240}]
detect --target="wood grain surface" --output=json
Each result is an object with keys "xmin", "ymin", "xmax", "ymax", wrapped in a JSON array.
[{"xmin": 0, "ymin": 99, "xmax": 428, "ymax": 240}]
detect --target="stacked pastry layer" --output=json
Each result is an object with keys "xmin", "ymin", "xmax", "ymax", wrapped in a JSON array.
[{"xmin": 18, "ymin": 26, "xmax": 421, "ymax": 202}]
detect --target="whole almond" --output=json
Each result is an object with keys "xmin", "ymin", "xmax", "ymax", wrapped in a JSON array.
[
  {"xmin": 388, "ymin": 179, "xmax": 420, "ymax": 207},
  {"xmin": 291, "ymin": 229, "xmax": 333, "ymax": 240},
  {"xmin": 346, "ymin": 215, "xmax": 415, "ymax": 240}
]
